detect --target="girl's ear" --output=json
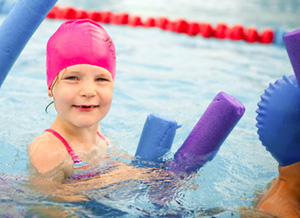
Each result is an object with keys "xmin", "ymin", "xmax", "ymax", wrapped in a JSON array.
[{"xmin": 48, "ymin": 88, "xmax": 53, "ymax": 97}]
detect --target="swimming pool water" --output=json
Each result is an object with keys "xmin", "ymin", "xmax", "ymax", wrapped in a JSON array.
[{"xmin": 0, "ymin": 0, "xmax": 299, "ymax": 217}]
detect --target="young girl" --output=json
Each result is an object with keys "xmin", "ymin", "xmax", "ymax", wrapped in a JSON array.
[
  {"xmin": 28, "ymin": 19, "xmax": 117, "ymax": 184},
  {"xmin": 27, "ymin": 19, "xmax": 179, "ymax": 204}
]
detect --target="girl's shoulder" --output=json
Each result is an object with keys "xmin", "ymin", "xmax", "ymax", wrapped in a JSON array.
[{"xmin": 28, "ymin": 132, "xmax": 69, "ymax": 174}]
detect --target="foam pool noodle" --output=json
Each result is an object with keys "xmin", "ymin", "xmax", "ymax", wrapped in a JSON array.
[
  {"xmin": 284, "ymin": 28, "xmax": 300, "ymax": 86},
  {"xmin": 171, "ymin": 92, "xmax": 245, "ymax": 174},
  {"xmin": 273, "ymin": 29, "xmax": 287, "ymax": 46},
  {"xmin": 135, "ymin": 114, "xmax": 181, "ymax": 166},
  {"xmin": 255, "ymin": 29, "xmax": 300, "ymax": 166},
  {"xmin": 0, "ymin": 0, "xmax": 57, "ymax": 87}
]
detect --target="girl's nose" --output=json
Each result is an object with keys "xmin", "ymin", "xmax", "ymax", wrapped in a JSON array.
[{"xmin": 80, "ymin": 82, "xmax": 96, "ymax": 97}]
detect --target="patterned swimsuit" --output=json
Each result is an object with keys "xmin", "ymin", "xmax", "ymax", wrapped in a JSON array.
[{"xmin": 45, "ymin": 129, "xmax": 109, "ymax": 181}]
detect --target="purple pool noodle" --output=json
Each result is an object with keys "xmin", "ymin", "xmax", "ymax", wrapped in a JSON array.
[
  {"xmin": 172, "ymin": 92, "xmax": 245, "ymax": 174},
  {"xmin": 283, "ymin": 29, "xmax": 300, "ymax": 85}
]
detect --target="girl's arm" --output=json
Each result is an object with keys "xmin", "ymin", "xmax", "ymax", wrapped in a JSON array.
[{"xmin": 28, "ymin": 138, "xmax": 88, "ymax": 201}]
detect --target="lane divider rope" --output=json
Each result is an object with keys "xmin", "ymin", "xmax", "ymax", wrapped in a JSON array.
[{"xmin": 46, "ymin": 5, "xmax": 286, "ymax": 46}]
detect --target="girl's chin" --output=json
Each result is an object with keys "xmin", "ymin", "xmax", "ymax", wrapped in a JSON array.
[{"xmin": 72, "ymin": 118, "xmax": 102, "ymax": 128}]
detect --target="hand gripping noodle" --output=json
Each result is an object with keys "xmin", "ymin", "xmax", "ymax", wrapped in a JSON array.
[
  {"xmin": 46, "ymin": 19, "xmax": 116, "ymax": 88},
  {"xmin": 0, "ymin": 0, "xmax": 57, "ymax": 87},
  {"xmin": 171, "ymin": 92, "xmax": 245, "ymax": 174}
]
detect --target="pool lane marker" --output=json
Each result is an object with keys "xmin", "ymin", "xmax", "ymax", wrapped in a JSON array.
[{"xmin": 45, "ymin": 5, "xmax": 286, "ymax": 46}]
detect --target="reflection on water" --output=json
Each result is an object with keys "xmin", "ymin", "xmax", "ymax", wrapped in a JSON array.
[
  {"xmin": 0, "ymin": 156, "xmax": 277, "ymax": 217},
  {"xmin": 0, "ymin": 162, "xmax": 196, "ymax": 217}
]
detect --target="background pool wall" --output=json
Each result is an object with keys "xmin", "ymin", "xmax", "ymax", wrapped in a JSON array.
[
  {"xmin": 134, "ymin": 113, "xmax": 180, "ymax": 166},
  {"xmin": 171, "ymin": 92, "xmax": 245, "ymax": 174},
  {"xmin": 0, "ymin": 0, "xmax": 57, "ymax": 87}
]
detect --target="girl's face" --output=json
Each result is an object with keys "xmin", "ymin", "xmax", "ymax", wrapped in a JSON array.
[{"xmin": 49, "ymin": 64, "xmax": 114, "ymax": 129}]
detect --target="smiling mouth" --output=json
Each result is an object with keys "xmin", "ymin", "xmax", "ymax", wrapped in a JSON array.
[
  {"xmin": 73, "ymin": 105, "xmax": 99, "ymax": 110},
  {"xmin": 78, "ymin": 105, "xmax": 99, "ymax": 108}
]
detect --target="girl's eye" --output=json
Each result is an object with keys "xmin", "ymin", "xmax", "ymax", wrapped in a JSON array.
[
  {"xmin": 65, "ymin": 76, "xmax": 78, "ymax": 80},
  {"xmin": 96, "ymin": 77, "xmax": 107, "ymax": 82}
]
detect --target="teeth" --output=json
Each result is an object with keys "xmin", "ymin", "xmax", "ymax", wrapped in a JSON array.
[
  {"xmin": 74, "ymin": 105, "xmax": 99, "ymax": 109},
  {"xmin": 79, "ymin": 106, "xmax": 96, "ymax": 108}
]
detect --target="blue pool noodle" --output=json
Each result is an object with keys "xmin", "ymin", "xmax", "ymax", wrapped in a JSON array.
[
  {"xmin": 273, "ymin": 29, "xmax": 287, "ymax": 47},
  {"xmin": 135, "ymin": 114, "xmax": 181, "ymax": 162},
  {"xmin": 0, "ymin": 0, "xmax": 57, "ymax": 87}
]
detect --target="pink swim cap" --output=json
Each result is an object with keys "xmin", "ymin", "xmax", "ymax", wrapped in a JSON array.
[{"xmin": 46, "ymin": 19, "xmax": 116, "ymax": 88}]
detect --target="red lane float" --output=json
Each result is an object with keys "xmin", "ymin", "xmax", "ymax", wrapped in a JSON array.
[
  {"xmin": 260, "ymin": 28, "xmax": 274, "ymax": 44},
  {"xmin": 245, "ymin": 27, "xmax": 259, "ymax": 43},
  {"xmin": 215, "ymin": 23, "xmax": 228, "ymax": 39},
  {"xmin": 229, "ymin": 25, "xmax": 244, "ymax": 40},
  {"xmin": 46, "ymin": 6, "xmax": 275, "ymax": 45},
  {"xmin": 144, "ymin": 17, "xmax": 156, "ymax": 27}
]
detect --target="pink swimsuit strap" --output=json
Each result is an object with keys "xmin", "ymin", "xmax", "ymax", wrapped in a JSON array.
[
  {"xmin": 97, "ymin": 131, "xmax": 110, "ymax": 146},
  {"xmin": 45, "ymin": 129, "xmax": 109, "ymax": 164}
]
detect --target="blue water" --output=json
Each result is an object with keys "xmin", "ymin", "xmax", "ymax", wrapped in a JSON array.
[{"xmin": 0, "ymin": 0, "xmax": 299, "ymax": 217}]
